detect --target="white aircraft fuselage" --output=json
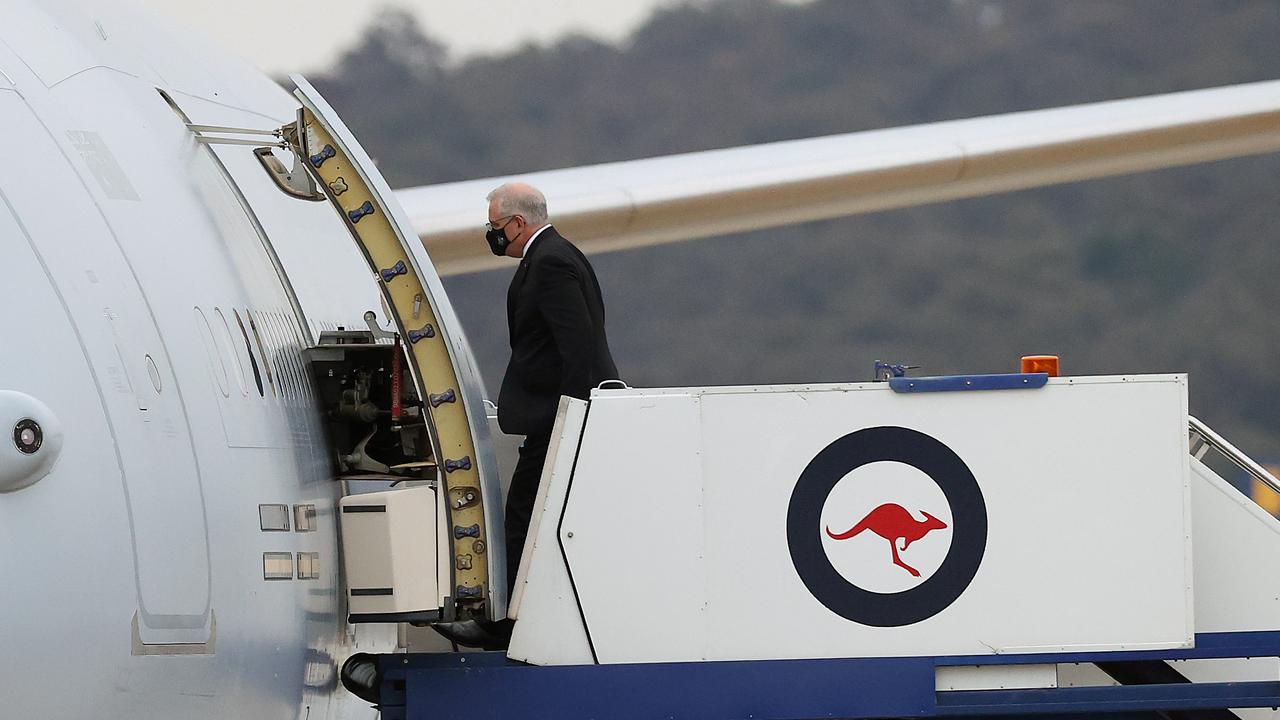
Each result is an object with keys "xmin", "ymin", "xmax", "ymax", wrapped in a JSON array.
[
  {"xmin": 1, "ymin": 2, "xmax": 402, "ymax": 717},
  {"xmin": 4, "ymin": 2, "xmax": 1280, "ymax": 720}
]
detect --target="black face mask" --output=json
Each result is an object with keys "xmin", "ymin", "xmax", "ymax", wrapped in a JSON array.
[{"xmin": 485, "ymin": 227, "xmax": 511, "ymax": 256}]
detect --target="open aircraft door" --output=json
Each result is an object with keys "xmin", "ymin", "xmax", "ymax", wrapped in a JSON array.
[{"xmin": 238, "ymin": 76, "xmax": 508, "ymax": 624}]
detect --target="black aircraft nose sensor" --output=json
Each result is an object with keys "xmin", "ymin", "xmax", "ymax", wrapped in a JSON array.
[{"xmin": 13, "ymin": 419, "xmax": 42, "ymax": 455}]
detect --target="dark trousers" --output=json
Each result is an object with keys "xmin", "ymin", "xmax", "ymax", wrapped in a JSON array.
[{"xmin": 505, "ymin": 431, "xmax": 551, "ymax": 593}]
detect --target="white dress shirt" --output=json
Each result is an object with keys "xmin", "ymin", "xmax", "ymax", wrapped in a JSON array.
[{"xmin": 521, "ymin": 223, "xmax": 553, "ymax": 257}]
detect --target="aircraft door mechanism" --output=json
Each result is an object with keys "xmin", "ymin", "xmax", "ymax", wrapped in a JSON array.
[{"xmin": 185, "ymin": 120, "xmax": 325, "ymax": 202}]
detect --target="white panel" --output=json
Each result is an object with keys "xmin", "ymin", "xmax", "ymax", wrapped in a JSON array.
[
  {"xmin": 258, "ymin": 503, "xmax": 289, "ymax": 531},
  {"xmin": 936, "ymin": 664, "xmax": 1058, "ymax": 691},
  {"xmin": 714, "ymin": 377, "xmax": 1191, "ymax": 659},
  {"xmin": 509, "ymin": 397, "xmax": 586, "ymax": 615},
  {"xmin": 1189, "ymin": 458, "xmax": 1280, "ymax": 632},
  {"xmin": 296, "ymin": 552, "xmax": 320, "ymax": 580},
  {"xmin": 263, "ymin": 552, "xmax": 293, "ymax": 580},
  {"xmin": 560, "ymin": 393, "xmax": 706, "ymax": 663},
  {"xmin": 340, "ymin": 485, "xmax": 439, "ymax": 617},
  {"xmin": 293, "ymin": 504, "xmax": 316, "ymax": 532},
  {"xmin": 543, "ymin": 377, "xmax": 1192, "ymax": 664},
  {"xmin": 507, "ymin": 398, "xmax": 593, "ymax": 666},
  {"xmin": 1056, "ymin": 662, "xmax": 1118, "ymax": 687},
  {"xmin": 1173, "ymin": 657, "xmax": 1279, "ymax": 682},
  {"xmin": 1230, "ymin": 702, "xmax": 1280, "ymax": 719}
]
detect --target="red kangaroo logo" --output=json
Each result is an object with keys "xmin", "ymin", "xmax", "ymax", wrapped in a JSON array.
[{"xmin": 826, "ymin": 503, "xmax": 948, "ymax": 577}]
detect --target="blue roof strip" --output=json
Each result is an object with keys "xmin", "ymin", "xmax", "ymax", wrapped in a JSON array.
[{"xmin": 889, "ymin": 372, "xmax": 1049, "ymax": 393}]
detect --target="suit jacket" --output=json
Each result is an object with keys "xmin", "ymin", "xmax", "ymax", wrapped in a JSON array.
[{"xmin": 497, "ymin": 227, "xmax": 619, "ymax": 435}]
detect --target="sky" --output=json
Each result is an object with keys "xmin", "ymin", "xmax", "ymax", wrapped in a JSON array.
[{"xmin": 134, "ymin": 1, "xmax": 690, "ymax": 75}]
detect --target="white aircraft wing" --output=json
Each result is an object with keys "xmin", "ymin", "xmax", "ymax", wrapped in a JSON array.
[{"xmin": 396, "ymin": 80, "xmax": 1280, "ymax": 276}]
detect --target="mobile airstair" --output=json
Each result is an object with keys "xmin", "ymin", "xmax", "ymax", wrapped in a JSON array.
[{"xmin": 354, "ymin": 385, "xmax": 1280, "ymax": 720}]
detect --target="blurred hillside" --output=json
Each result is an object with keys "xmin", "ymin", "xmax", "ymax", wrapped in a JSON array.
[{"xmin": 311, "ymin": 0, "xmax": 1280, "ymax": 456}]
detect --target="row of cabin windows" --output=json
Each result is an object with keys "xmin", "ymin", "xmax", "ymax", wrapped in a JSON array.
[{"xmin": 196, "ymin": 306, "xmax": 335, "ymax": 402}]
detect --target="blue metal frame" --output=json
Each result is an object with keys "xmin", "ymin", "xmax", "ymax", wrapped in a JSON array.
[
  {"xmin": 890, "ymin": 372, "xmax": 1049, "ymax": 393},
  {"xmin": 369, "ymin": 631, "xmax": 1280, "ymax": 720},
  {"xmin": 938, "ymin": 681, "xmax": 1280, "ymax": 716}
]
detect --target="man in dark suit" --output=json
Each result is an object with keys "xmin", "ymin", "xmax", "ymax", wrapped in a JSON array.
[
  {"xmin": 435, "ymin": 183, "xmax": 619, "ymax": 650},
  {"xmin": 486, "ymin": 182, "xmax": 619, "ymax": 594}
]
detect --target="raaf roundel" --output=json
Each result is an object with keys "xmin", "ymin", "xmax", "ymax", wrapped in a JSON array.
[{"xmin": 787, "ymin": 426, "xmax": 987, "ymax": 627}]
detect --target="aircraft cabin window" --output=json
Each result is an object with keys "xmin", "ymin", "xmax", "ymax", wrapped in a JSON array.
[
  {"xmin": 257, "ymin": 311, "xmax": 284, "ymax": 399},
  {"xmin": 215, "ymin": 307, "xmax": 249, "ymax": 396},
  {"xmin": 194, "ymin": 307, "xmax": 230, "ymax": 398},
  {"xmin": 278, "ymin": 312, "xmax": 305, "ymax": 398},
  {"xmin": 246, "ymin": 310, "xmax": 277, "ymax": 398},
  {"xmin": 232, "ymin": 309, "xmax": 265, "ymax": 397},
  {"xmin": 144, "ymin": 354, "xmax": 162, "ymax": 394},
  {"xmin": 266, "ymin": 311, "xmax": 292, "ymax": 399},
  {"xmin": 279, "ymin": 314, "xmax": 300, "ymax": 399},
  {"xmin": 270, "ymin": 312, "xmax": 300, "ymax": 399},
  {"xmin": 286, "ymin": 314, "xmax": 312, "ymax": 398},
  {"xmin": 158, "ymin": 88, "xmax": 311, "ymax": 404},
  {"xmin": 281, "ymin": 314, "xmax": 308, "ymax": 398}
]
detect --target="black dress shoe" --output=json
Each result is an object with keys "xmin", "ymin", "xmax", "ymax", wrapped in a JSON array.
[{"xmin": 431, "ymin": 619, "xmax": 514, "ymax": 651}]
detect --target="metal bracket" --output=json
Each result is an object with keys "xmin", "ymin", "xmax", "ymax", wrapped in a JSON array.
[
  {"xmin": 874, "ymin": 360, "xmax": 919, "ymax": 381},
  {"xmin": 254, "ymin": 146, "xmax": 325, "ymax": 201},
  {"xmin": 362, "ymin": 310, "xmax": 397, "ymax": 342},
  {"xmin": 341, "ymin": 428, "xmax": 391, "ymax": 475},
  {"xmin": 185, "ymin": 120, "xmax": 324, "ymax": 201},
  {"xmin": 187, "ymin": 123, "xmax": 286, "ymax": 148}
]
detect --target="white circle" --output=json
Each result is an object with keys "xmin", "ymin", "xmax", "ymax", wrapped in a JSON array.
[
  {"xmin": 19, "ymin": 428, "xmax": 35, "ymax": 447},
  {"xmin": 820, "ymin": 461, "xmax": 953, "ymax": 594}
]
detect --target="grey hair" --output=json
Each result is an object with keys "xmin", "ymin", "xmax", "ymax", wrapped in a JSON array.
[{"xmin": 486, "ymin": 182, "xmax": 549, "ymax": 226}]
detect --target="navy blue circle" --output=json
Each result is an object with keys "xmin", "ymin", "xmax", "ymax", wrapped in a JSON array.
[{"xmin": 786, "ymin": 426, "xmax": 987, "ymax": 627}]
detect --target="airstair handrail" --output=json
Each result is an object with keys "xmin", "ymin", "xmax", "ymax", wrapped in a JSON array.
[{"xmin": 1189, "ymin": 415, "xmax": 1280, "ymax": 496}]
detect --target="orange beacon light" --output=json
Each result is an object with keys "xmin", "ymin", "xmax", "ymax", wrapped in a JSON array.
[{"xmin": 1021, "ymin": 355, "xmax": 1060, "ymax": 377}]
